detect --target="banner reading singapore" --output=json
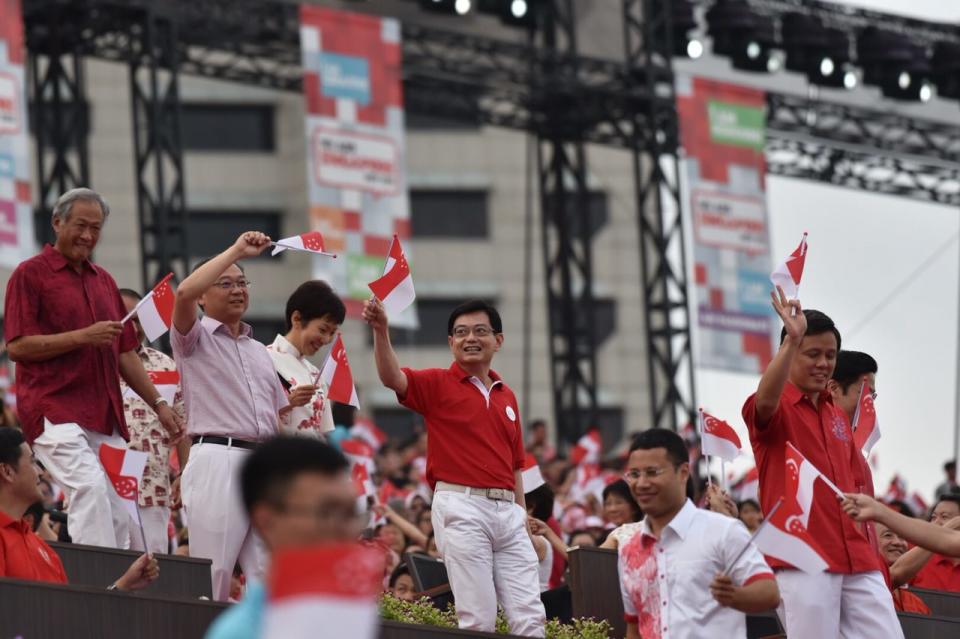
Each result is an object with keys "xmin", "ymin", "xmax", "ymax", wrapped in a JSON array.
[
  {"xmin": 299, "ymin": 6, "xmax": 417, "ymax": 327},
  {"xmin": 0, "ymin": 0, "xmax": 34, "ymax": 269},
  {"xmin": 677, "ymin": 76, "xmax": 775, "ymax": 374}
]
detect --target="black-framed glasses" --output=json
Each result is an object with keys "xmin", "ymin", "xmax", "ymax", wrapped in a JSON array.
[{"xmin": 213, "ymin": 279, "xmax": 250, "ymax": 290}]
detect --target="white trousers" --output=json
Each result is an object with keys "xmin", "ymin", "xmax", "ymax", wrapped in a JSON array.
[
  {"xmin": 33, "ymin": 420, "xmax": 132, "ymax": 549},
  {"xmin": 776, "ymin": 569, "xmax": 905, "ymax": 639},
  {"xmin": 432, "ymin": 491, "xmax": 546, "ymax": 637},
  {"xmin": 130, "ymin": 505, "xmax": 171, "ymax": 555},
  {"xmin": 182, "ymin": 442, "xmax": 267, "ymax": 601}
]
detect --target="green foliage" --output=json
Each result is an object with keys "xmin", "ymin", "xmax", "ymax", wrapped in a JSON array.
[{"xmin": 379, "ymin": 594, "xmax": 613, "ymax": 638}]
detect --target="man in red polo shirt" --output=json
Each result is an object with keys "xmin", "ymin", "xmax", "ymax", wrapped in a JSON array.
[
  {"xmin": 0, "ymin": 428, "xmax": 159, "ymax": 590},
  {"xmin": 4, "ymin": 188, "xmax": 182, "ymax": 549},
  {"xmin": 742, "ymin": 287, "xmax": 902, "ymax": 638},
  {"xmin": 362, "ymin": 298, "xmax": 545, "ymax": 637},
  {"xmin": 910, "ymin": 495, "xmax": 960, "ymax": 592}
]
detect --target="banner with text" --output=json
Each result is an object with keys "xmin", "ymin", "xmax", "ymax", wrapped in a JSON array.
[
  {"xmin": 0, "ymin": 0, "xmax": 33, "ymax": 269},
  {"xmin": 299, "ymin": 6, "xmax": 417, "ymax": 327},
  {"xmin": 677, "ymin": 76, "xmax": 774, "ymax": 374}
]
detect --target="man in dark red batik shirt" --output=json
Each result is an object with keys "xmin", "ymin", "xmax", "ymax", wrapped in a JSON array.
[
  {"xmin": 4, "ymin": 188, "xmax": 182, "ymax": 549},
  {"xmin": 741, "ymin": 287, "xmax": 902, "ymax": 638},
  {"xmin": 363, "ymin": 298, "xmax": 545, "ymax": 637}
]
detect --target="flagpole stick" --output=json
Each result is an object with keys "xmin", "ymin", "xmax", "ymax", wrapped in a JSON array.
[
  {"xmin": 721, "ymin": 459, "xmax": 727, "ymax": 492},
  {"xmin": 851, "ymin": 381, "xmax": 865, "ymax": 432},
  {"xmin": 697, "ymin": 408, "xmax": 712, "ymax": 488},
  {"xmin": 133, "ymin": 496, "xmax": 150, "ymax": 554},
  {"xmin": 725, "ymin": 498, "xmax": 784, "ymax": 574}
]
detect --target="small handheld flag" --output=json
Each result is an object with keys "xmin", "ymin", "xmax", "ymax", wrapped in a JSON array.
[
  {"xmin": 852, "ymin": 382, "xmax": 881, "ymax": 454},
  {"xmin": 368, "ymin": 234, "xmax": 415, "ymax": 316},
  {"xmin": 98, "ymin": 443, "xmax": 150, "ymax": 552},
  {"xmin": 771, "ymin": 232, "xmax": 808, "ymax": 300},
  {"xmin": 319, "ymin": 335, "xmax": 359, "ymax": 408},
  {"xmin": 122, "ymin": 273, "xmax": 175, "ymax": 342},
  {"xmin": 270, "ymin": 231, "xmax": 337, "ymax": 258}
]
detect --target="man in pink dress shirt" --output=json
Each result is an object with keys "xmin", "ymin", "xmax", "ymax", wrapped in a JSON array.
[{"xmin": 171, "ymin": 231, "xmax": 289, "ymax": 601}]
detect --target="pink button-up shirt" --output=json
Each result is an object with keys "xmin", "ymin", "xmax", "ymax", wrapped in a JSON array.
[{"xmin": 171, "ymin": 315, "xmax": 288, "ymax": 441}]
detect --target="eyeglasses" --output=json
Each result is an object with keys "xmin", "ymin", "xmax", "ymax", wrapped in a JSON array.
[
  {"xmin": 213, "ymin": 279, "xmax": 250, "ymax": 290},
  {"xmin": 452, "ymin": 324, "xmax": 495, "ymax": 338},
  {"xmin": 623, "ymin": 467, "xmax": 674, "ymax": 482}
]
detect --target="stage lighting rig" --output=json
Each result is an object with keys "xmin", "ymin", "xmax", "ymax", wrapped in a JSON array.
[
  {"xmin": 781, "ymin": 13, "xmax": 854, "ymax": 89},
  {"xmin": 419, "ymin": 0, "xmax": 473, "ymax": 16},
  {"xmin": 673, "ymin": 0, "xmax": 703, "ymax": 59},
  {"xmin": 706, "ymin": 0, "xmax": 777, "ymax": 73},
  {"xmin": 858, "ymin": 27, "xmax": 933, "ymax": 101},
  {"xmin": 931, "ymin": 42, "xmax": 960, "ymax": 100},
  {"xmin": 475, "ymin": 0, "xmax": 539, "ymax": 28}
]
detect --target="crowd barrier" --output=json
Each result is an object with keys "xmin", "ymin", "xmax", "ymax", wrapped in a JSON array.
[
  {"xmin": 50, "ymin": 541, "xmax": 213, "ymax": 599},
  {"xmin": 0, "ymin": 577, "xmax": 226, "ymax": 639}
]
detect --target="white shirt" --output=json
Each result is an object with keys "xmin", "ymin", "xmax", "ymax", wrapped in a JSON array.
[
  {"xmin": 618, "ymin": 499, "xmax": 773, "ymax": 639},
  {"xmin": 536, "ymin": 535, "xmax": 553, "ymax": 592},
  {"xmin": 267, "ymin": 334, "xmax": 334, "ymax": 437}
]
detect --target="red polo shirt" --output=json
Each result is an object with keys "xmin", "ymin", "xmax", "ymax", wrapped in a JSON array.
[
  {"xmin": 399, "ymin": 363, "xmax": 525, "ymax": 490},
  {"xmin": 0, "ymin": 511, "xmax": 67, "ymax": 583},
  {"xmin": 911, "ymin": 554, "xmax": 960, "ymax": 592},
  {"xmin": 743, "ymin": 381, "xmax": 880, "ymax": 574},
  {"xmin": 4, "ymin": 244, "xmax": 138, "ymax": 443}
]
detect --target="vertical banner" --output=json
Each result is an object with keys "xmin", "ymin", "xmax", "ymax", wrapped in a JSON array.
[
  {"xmin": 0, "ymin": 0, "xmax": 34, "ymax": 269},
  {"xmin": 299, "ymin": 6, "xmax": 417, "ymax": 327},
  {"xmin": 677, "ymin": 76, "xmax": 774, "ymax": 373}
]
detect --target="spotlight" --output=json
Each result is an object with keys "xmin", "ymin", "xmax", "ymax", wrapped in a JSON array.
[
  {"xmin": 420, "ymin": 0, "xmax": 473, "ymax": 15},
  {"xmin": 858, "ymin": 27, "xmax": 932, "ymax": 101},
  {"xmin": 687, "ymin": 39, "xmax": 704, "ymax": 59},
  {"xmin": 510, "ymin": 0, "xmax": 527, "ymax": 18},
  {"xmin": 671, "ymin": 0, "xmax": 702, "ymax": 59},
  {"xmin": 706, "ymin": 1, "xmax": 777, "ymax": 73},
  {"xmin": 454, "ymin": 0, "xmax": 471, "ymax": 14},
  {"xmin": 782, "ymin": 13, "xmax": 853, "ymax": 89},
  {"xmin": 477, "ymin": 0, "xmax": 538, "ymax": 28},
  {"xmin": 843, "ymin": 70, "xmax": 858, "ymax": 89}
]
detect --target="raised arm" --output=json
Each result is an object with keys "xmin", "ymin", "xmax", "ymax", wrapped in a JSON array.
[
  {"xmin": 374, "ymin": 503, "xmax": 429, "ymax": 548},
  {"xmin": 844, "ymin": 494, "xmax": 960, "ymax": 557},
  {"xmin": 361, "ymin": 298, "xmax": 407, "ymax": 397},
  {"xmin": 753, "ymin": 287, "xmax": 806, "ymax": 427},
  {"xmin": 172, "ymin": 232, "xmax": 271, "ymax": 335}
]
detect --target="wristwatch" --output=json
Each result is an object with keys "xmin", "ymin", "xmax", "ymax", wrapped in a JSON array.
[
  {"xmin": 153, "ymin": 397, "xmax": 169, "ymax": 409},
  {"xmin": 106, "ymin": 583, "xmax": 119, "ymax": 591}
]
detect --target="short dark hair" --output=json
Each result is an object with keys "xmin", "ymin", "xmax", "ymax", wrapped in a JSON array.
[
  {"xmin": 832, "ymin": 351, "xmax": 878, "ymax": 392},
  {"xmin": 524, "ymin": 483, "xmax": 555, "ymax": 522},
  {"xmin": 602, "ymin": 479, "xmax": 642, "ymax": 522},
  {"xmin": 530, "ymin": 419, "xmax": 547, "ymax": 430},
  {"xmin": 118, "ymin": 288, "xmax": 142, "ymax": 300},
  {"xmin": 284, "ymin": 280, "xmax": 346, "ymax": 332},
  {"xmin": 629, "ymin": 428, "xmax": 688, "ymax": 467},
  {"xmin": 240, "ymin": 436, "xmax": 349, "ymax": 514},
  {"xmin": 945, "ymin": 460, "xmax": 957, "ymax": 473},
  {"xmin": 388, "ymin": 562, "xmax": 410, "ymax": 589},
  {"xmin": 779, "ymin": 309, "xmax": 841, "ymax": 351},
  {"xmin": 447, "ymin": 300, "xmax": 503, "ymax": 336},
  {"xmin": 738, "ymin": 498, "xmax": 761, "ymax": 513},
  {"xmin": 0, "ymin": 428, "xmax": 25, "ymax": 467},
  {"xmin": 934, "ymin": 494, "xmax": 960, "ymax": 514}
]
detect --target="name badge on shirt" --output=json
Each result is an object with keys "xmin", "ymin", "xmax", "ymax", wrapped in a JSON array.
[{"xmin": 505, "ymin": 405, "xmax": 516, "ymax": 422}]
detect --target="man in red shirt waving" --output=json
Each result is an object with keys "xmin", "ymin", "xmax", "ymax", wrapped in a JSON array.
[
  {"xmin": 742, "ymin": 287, "xmax": 902, "ymax": 638},
  {"xmin": 363, "ymin": 298, "xmax": 545, "ymax": 637}
]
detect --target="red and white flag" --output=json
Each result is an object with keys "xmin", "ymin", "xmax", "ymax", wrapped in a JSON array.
[
  {"xmin": 124, "ymin": 370, "xmax": 179, "ymax": 405},
  {"xmin": 521, "ymin": 453, "xmax": 546, "ymax": 493},
  {"xmin": 262, "ymin": 544, "xmax": 383, "ymax": 639},
  {"xmin": 569, "ymin": 429, "xmax": 602, "ymax": 466},
  {"xmin": 342, "ymin": 438, "xmax": 377, "ymax": 477},
  {"xmin": 368, "ymin": 234, "xmax": 415, "ymax": 316},
  {"xmin": 319, "ymin": 335, "xmax": 359, "ymax": 408},
  {"xmin": 271, "ymin": 231, "xmax": 336, "ymax": 258},
  {"xmin": 123, "ymin": 273, "xmax": 175, "ymax": 342},
  {"xmin": 770, "ymin": 232, "xmax": 808, "ymax": 299},
  {"xmin": 351, "ymin": 417, "xmax": 386, "ymax": 451},
  {"xmin": 752, "ymin": 496, "xmax": 829, "ymax": 574},
  {"xmin": 98, "ymin": 443, "xmax": 148, "ymax": 524},
  {"xmin": 907, "ymin": 491, "xmax": 929, "ymax": 518},
  {"xmin": 699, "ymin": 409, "xmax": 742, "ymax": 463},
  {"xmin": 852, "ymin": 382, "xmax": 881, "ymax": 454},
  {"xmin": 883, "ymin": 474, "xmax": 907, "ymax": 503},
  {"xmin": 733, "ymin": 466, "xmax": 759, "ymax": 501},
  {"xmin": 786, "ymin": 441, "xmax": 844, "ymax": 527}
]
